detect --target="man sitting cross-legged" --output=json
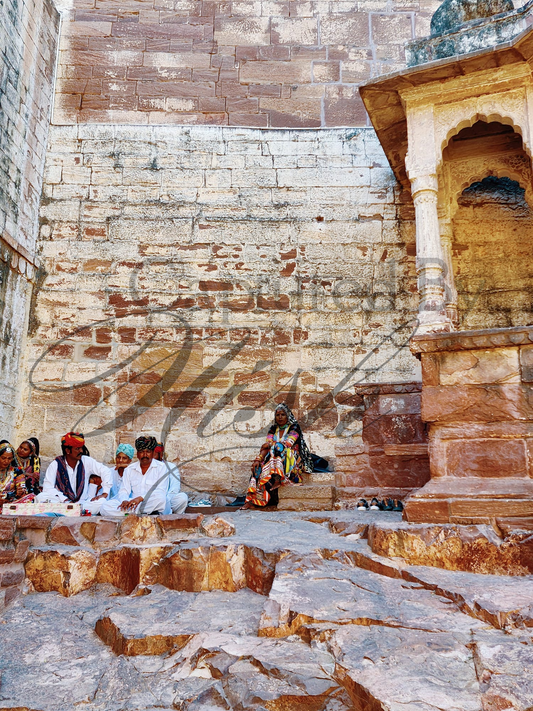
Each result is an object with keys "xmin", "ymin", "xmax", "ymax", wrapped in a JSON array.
[
  {"xmin": 154, "ymin": 441, "xmax": 188, "ymax": 514},
  {"xmin": 100, "ymin": 436, "xmax": 168, "ymax": 518},
  {"xmin": 37, "ymin": 432, "xmax": 113, "ymax": 514}
]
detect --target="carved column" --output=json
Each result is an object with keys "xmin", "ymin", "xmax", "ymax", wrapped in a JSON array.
[
  {"xmin": 439, "ymin": 218, "xmax": 459, "ymax": 326},
  {"xmin": 410, "ymin": 174, "xmax": 453, "ymax": 333}
]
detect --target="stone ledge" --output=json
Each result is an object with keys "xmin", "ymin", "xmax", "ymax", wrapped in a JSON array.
[{"xmin": 411, "ymin": 325, "xmax": 533, "ymax": 355}]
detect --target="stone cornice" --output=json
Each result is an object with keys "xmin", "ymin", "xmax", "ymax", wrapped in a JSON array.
[
  {"xmin": 410, "ymin": 325, "xmax": 533, "ymax": 354},
  {"xmin": 0, "ymin": 231, "xmax": 38, "ymax": 280}
]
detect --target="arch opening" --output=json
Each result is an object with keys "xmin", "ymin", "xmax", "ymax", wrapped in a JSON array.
[{"xmin": 452, "ymin": 174, "xmax": 533, "ymax": 330}]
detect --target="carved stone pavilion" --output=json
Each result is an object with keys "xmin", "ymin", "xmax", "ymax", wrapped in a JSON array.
[{"xmin": 361, "ymin": 0, "xmax": 533, "ymax": 522}]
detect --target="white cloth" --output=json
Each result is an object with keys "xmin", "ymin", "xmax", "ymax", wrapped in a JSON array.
[
  {"xmin": 100, "ymin": 459, "xmax": 169, "ymax": 518},
  {"xmin": 109, "ymin": 467, "xmax": 124, "ymax": 499},
  {"xmin": 38, "ymin": 455, "xmax": 113, "ymax": 504},
  {"xmin": 169, "ymin": 491, "xmax": 188, "ymax": 514},
  {"xmin": 162, "ymin": 461, "xmax": 188, "ymax": 513}
]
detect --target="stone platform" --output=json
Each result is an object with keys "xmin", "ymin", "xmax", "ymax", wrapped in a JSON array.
[
  {"xmin": 1, "ymin": 511, "xmax": 533, "ymax": 709},
  {"xmin": 407, "ymin": 325, "xmax": 533, "ymax": 524}
]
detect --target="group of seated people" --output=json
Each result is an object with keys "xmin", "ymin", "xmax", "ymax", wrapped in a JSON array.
[
  {"xmin": 0, "ymin": 404, "xmax": 314, "ymax": 514},
  {"xmin": 0, "ymin": 433, "xmax": 188, "ymax": 517}
]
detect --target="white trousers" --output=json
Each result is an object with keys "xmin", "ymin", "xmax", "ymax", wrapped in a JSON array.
[
  {"xmin": 169, "ymin": 491, "xmax": 188, "ymax": 514},
  {"xmin": 100, "ymin": 490, "xmax": 167, "ymax": 518}
]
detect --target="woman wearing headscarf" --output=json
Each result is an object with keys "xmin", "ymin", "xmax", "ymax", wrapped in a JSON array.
[
  {"xmin": 110, "ymin": 443, "xmax": 135, "ymax": 498},
  {"xmin": 244, "ymin": 403, "xmax": 313, "ymax": 508},
  {"xmin": 17, "ymin": 437, "xmax": 41, "ymax": 495},
  {"xmin": 0, "ymin": 442, "xmax": 30, "ymax": 507}
]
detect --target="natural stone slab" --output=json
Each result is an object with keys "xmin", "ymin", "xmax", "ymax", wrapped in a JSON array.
[
  {"xmin": 199, "ymin": 516, "xmax": 236, "ymax": 537},
  {"xmin": 259, "ymin": 552, "xmax": 483, "ymax": 638},
  {"xmin": 329, "ymin": 625, "xmax": 482, "ymax": 711},
  {"xmin": 368, "ymin": 521, "xmax": 533, "ymax": 575},
  {"xmin": 25, "ymin": 546, "xmax": 97, "ymax": 596},
  {"xmin": 95, "ymin": 587, "xmax": 265, "ymax": 655},
  {"xmin": 152, "ymin": 543, "xmax": 278, "ymax": 595}
]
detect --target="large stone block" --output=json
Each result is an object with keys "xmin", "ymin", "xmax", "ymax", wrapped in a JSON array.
[{"xmin": 26, "ymin": 547, "xmax": 97, "ymax": 596}]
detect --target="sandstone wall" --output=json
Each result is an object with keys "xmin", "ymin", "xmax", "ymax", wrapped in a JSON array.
[
  {"xmin": 19, "ymin": 124, "xmax": 421, "ymax": 494},
  {"xmin": 453, "ymin": 177, "xmax": 533, "ymax": 330},
  {"xmin": 0, "ymin": 0, "xmax": 60, "ymax": 436},
  {"xmin": 54, "ymin": 0, "xmax": 441, "ymax": 127}
]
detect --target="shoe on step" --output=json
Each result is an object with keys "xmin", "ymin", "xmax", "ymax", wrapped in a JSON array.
[
  {"xmin": 392, "ymin": 499, "xmax": 404, "ymax": 512},
  {"xmin": 382, "ymin": 498, "xmax": 394, "ymax": 511},
  {"xmin": 356, "ymin": 499, "xmax": 368, "ymax": 511},
  {"xmin": 369, "ymin": 497, "xmax": 381, "ymax": 510}
]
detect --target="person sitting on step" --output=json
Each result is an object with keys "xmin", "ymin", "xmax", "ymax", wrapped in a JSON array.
[
  {"xmin": 100, "ymin": 436, "xmax": 168, "ymax": 518},
  {"xmin": 243, "ymin": 403, "xmax": 313, "ymax": 509},
  {"xmin": 153, "ymin": 441, "xmax": 188, "ymax": 514},
  {"xmin": 109, "ymin": 443, "xmax": 135, "ymax": 499},
  {"xmin": 37, "ymin": 432, "xmax": 113, "ymax": 514},
  {"xmin": 0, "ymin": 442, "xmax": 32, "ymax": 507},
  {"xmin": 16, "ymin": 437, "xmax": 41, "ymax": 495}
]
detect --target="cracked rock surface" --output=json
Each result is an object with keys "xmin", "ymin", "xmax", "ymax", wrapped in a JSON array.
[{"xmin": 1, "ymin": 511, "xmax": 532, "ymax": 710}]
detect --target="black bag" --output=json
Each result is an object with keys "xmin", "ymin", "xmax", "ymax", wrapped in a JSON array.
[{"xmin": 311, "ymin": 453, "xmax": 330, "ymax": 473}]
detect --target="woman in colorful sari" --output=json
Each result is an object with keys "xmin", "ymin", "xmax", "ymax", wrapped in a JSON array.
[
  {"xmin": 0, "ymin": 442, "xmax": 31, "ymax": 508},
  {"xmin": 16, "ymin": 437, "xmax": 41, "ymax": 495},
  {"xmin": 244, "ymin": 403, "xmax": 314, "ymax": 508}
]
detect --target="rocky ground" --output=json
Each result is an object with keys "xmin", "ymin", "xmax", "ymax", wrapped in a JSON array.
[{"xmin": 0, "ymin": 510, "xmax": 532, "ymax": 711}]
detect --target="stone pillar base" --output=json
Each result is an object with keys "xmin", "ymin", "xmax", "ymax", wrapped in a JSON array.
[
  {"xmin": 407, "ymin": 325, "xmax": 533, "ymax": 524},
  {"xmin": 404, "ymin": 477, "xmax": 533, "ymax": 524}
]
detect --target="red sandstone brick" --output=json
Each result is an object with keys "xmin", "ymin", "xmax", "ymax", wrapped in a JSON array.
[
  {"xmin": 237, "ymin": 391, "xmax": 270, "ymax": 407},
  {"xmin": 0, "ymin": 549, "xmax": 15, "ymax": 565},
  {"xmin": 257, "ymin": 295, "xmax": 290, "ymax": 310},
  {"xmin": 1, "ymin": 569, "xmax": 24, "ymax": 588},
  {"xmin": 118, "ymin": 327, "xmax": 136, "ymax": 343},
  {"xmin": 83, "ymin": 345, "xmax": 112, "ymax": 360},
  {"xmin": 404, "ymin": 499, "xmax": 450, "ymax": 523},
  {"xmin": 447, "ymin": 439, "xmax": 528, "ymax": 478},
  {"xmin": 13, "ymin": 540, "xmax": 30, "ymax": 563},
  {"xmin": 229, "ymin": 113, "xmax": 268, "ymax": 126},
  {"xmin": 16, "ymin": 516, "xmax": 51, "ymax": 530},
  {"xmin": 248, "ymin": 84, "xmax": 281, "ymax": 97},
  {"xmin": 223, "ymin": 296, "xmax": 255, "ymax": 311},
  {"xmin": 199, "ymin": 280, "xmax": 233, "ymax": 292},
  {"xmin": 324, "ymin": 87, "xmax": 367, "ymax": 127},
  {"xmin": 157, "ymin": 514, "xmax": 204, "ymax": 531},
  {"xmin": 199, "ymin": 97, "xmax": 226, "ymax": 111},
  {"xmin": 0, "ymin": 518, "xmax": 15, "ymax": 541}
]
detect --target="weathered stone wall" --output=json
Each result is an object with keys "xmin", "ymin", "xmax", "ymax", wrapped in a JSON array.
[
  {"xmin": 54, "ymin": 0, "xmax": 441, "ymax": 127},
  {"xmin": 19, "ymin": 124, "xmax": 422, "ymax": 495},
  {"xmin": 453, "ymin": 177, "xmax": 533, "ymax": 330},
  {"xmin": 0, "ymin": 0, "xmax": 60, "ymax": 436}
]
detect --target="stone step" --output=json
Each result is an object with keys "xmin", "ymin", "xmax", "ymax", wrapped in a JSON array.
[
  {"xmin": 277, "ymin": 484, "xmax": 334, "ymax": 511},
  {"xmin": 404, "ymin": 478, "xmax": 533, "ymax": 524}
]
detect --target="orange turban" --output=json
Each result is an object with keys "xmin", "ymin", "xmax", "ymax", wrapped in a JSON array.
[{"xmin": 61, "ymin": 432, "xmax": 85, "ymax": 448}]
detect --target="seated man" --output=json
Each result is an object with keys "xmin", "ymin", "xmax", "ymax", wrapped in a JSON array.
[
  {"xmin": 110, "ymin": 443, "xmax": 135, "ymax": 499},
  {"xmin": 100, "ymin": 436, "xmax": 168, "ymax": 518},
  {"xmin": 37, "ymin": 432, "xmax": 113, "ymax": 514},
  {"xmin": 154, "ymin": 441, "xmax": 188, "ymax": 514}
]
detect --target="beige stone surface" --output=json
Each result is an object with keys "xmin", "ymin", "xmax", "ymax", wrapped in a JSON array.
[
  {"xmin": 439, "ymin": 348, "xmax": 521, "ymax": 386},
  {"xmin": 3, "ymin": 511, "xmax": 533, "ymax": 710},
  {"xmin": 19, "ymin": 124, "xmax": 421, "ymax": 493}
]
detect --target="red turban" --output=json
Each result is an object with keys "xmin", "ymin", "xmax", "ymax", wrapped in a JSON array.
[{"xmin": 61, "ymin": 432, "xmax": 85, "ymax": 448}]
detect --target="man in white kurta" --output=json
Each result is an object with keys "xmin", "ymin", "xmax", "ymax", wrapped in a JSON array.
[
  {"xmin": 100, "ymin": 436, "xmax": 168, "ymax": 518},
  {"xmin": 37, "ymin": 431, "xmax": 113, "ymax": 515},
  {"xmin": 153, "ymin": 442, "xmax": 188, "ymax": 514}
]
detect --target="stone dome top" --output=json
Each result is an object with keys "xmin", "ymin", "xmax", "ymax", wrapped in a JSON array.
[{"xmin": 431, "ymin": 0, "xmax": 514, "ymax": 36}]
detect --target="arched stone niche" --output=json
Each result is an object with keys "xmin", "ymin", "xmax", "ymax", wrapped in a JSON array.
[
  {"xmin": 438, "ymin": 120, "xmax": 533, "ymax": 329},
  {"xmin": 400, "ymin": 63, "xmax": 533, "ymax": 333}
]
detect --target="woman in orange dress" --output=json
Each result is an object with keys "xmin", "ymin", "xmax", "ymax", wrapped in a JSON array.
[{"xmin": 244, "ymin": 403, "xmax": 313, "ymax": 508}]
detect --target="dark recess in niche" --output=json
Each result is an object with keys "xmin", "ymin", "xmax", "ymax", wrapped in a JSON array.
[{"xmin": 458, "ymin": 176, "xmax": 529, "ymax": 210}]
